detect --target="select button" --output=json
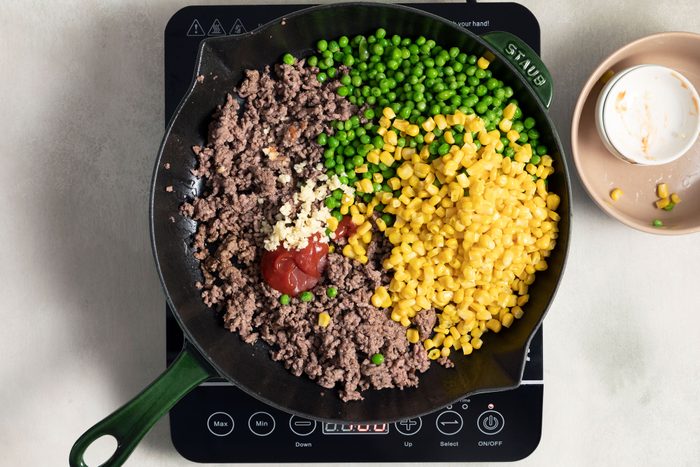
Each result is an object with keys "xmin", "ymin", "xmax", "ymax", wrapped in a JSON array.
[
  {"xmin": 207, "ymin": 411, "xmax": 234, "ymax": 437},
  {"xmin": 248, "ymin": 411, "xmax": 276, "ymax": 436},
  {"xmin": 435, "ymin": 410, "xmax": 463, "ymax": 435}
]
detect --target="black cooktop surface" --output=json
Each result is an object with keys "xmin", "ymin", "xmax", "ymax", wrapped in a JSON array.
[{"xmin": 164, "ymin": 2, "xmax": 543, "ymax": 463}]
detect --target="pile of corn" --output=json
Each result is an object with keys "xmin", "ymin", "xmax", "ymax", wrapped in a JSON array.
[{"xmin": 328, "ymin": 104, "xmax": 560, "ymax": 360}]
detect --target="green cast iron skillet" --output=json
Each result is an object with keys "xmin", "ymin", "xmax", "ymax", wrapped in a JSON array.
[{"xmin": 70, "ymin": 3, "xmax": 571, "ymax": 466}]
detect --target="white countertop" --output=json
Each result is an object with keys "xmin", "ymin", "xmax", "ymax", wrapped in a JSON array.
[{"xmin": 2, "ymin": 1, "xmax": 699, "ymax": 466}]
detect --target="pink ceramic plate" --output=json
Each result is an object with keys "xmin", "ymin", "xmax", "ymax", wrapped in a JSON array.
[{"xmin": 572, "ymin": 32, "xmax": 700, "ymax": 234}]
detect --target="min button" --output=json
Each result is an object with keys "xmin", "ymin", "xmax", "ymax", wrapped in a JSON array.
[
  {"xmin": 248, "ymin": 411, "xmax": 275, "ymax": 436},
  {"xmin": 207, "ymin": 411, "xmax": 234, "ymax": 437}
]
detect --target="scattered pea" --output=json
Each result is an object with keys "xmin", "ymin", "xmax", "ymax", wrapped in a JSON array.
[
  {"xmin": 300, "ymin": 291, "xmax": 314, "ymax": 302},
  {"xmin": 326, "ymin": 287, "xmax": 338, "ymax": 298},
  {"xmin": 282, "ymin": 53, "xmax": 295, "ymax": 65},
  {"xmin": 279, "ymin": 294, "xmax": 291, "ymax": 305},
  {"xmin": 652, "ymin": 219, "xmax": 664, "ymax": 227},
  {"xmin": 371, "ymin": 353, "xmax": 385, "ymax": 365}
]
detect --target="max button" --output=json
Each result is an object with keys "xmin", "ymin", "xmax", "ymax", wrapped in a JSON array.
[
  {"xmin": 207, "ymin": 412, "xmax": 234, "ymax": 436},
  {"xmin": 248, "ymin": 412, "xmax": 275, "ymax": 436},
  {"xmin": 289, "ymin": 415, "xmax": 316, "ymax": 436}
]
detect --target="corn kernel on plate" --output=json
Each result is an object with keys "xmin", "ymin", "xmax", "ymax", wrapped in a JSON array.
[{"xmin": 573, "ymin": 32, "xmax": 700, "ymax": 234}]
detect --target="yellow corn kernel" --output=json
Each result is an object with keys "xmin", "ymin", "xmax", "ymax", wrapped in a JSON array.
[
  {"xmin": 382, "ymin": 107, "xmax": 396, "ymax": 119},
  {"xmin": 423, "ymin": 338, "xmax": 435, "ymax": 350},
  {"xmin": 434, "ymin": 114, "xmax": 448, "ymax": 130},
  {"xmin": 367, "ymin": 151, "xmax": 380, "ymax": 165},
  {"xmin": 327, "ymin": 216, "xmax": 339, "ymax": 232},
  {"xmin": 371, "ymin": 287, "xmax": 390, "ymax": 308},
  {"xmin": 406, "ymin": 124, "xmax": 420, "ymax": 137},
  {"xmin": 358, "ymin": 179, "xmax": 373, "ymax": 194},
  {"xmin": 342, "ymin": 244, "xmax": 355, "ymax": 258},
  {"xmin": 462, "ymin": 342, "xmax": 473, "ymax": 355},
  {"xmin": 385, "ymin": 130, "xmax": 398, "ymax": 146},
  {"xmin": 397, "ymin": 162, "xmax": 414, "ymax": 180},
  {"xmin": 406, "ymin": 328, "xmax": 420, "ymax": 344},
  {"xmin": 471, "ymin": 337, "xmax": 483, "ymax": 350},
  {"xmin": 655, "ymin": 197, "xmax": 670, "ymax": 209},
  {"xmin": 318, "ymin": 312, "xmax": 331, "ymax": 328},
  {"xmin": 424, "ymin": 132, "xmax": 435, "ymax": 144},
  {"xmin": 610, "ymin": 188, "xmax": 623, "ymax": 201},
  {"xmin": 428, "ymin": 349, "xmax": 441, "ymax": 360},
  {"xmin": 340, "ymin": 205, "xmax": 349, "ymax": 215},
  {"xmin": 441, "ymin": 347, "xmax": 451, "ymax": 358},
  {"xmin": 512, "ymin": 306, "xmax": 524, "ymax": 319},
  {"xmin": 503, "ymin": 103, "xmax": 517, "ymax": 120},
  {"xmin": 657, "ymin": 183, "xmax": 669, "ymax": 199},
  {"xmin": 421, "ymin": 117, "xmax": 436, "ymax": 132},
  {"xmin": 670, "ymin": 193, "xmax": 681, "ymax": 204},
  {"xmin": 501, "ymin": 313, "xmax": 514, "ymax": 328},
  {"xmin": 392, "ymin": 119, "xmax": 409, "ymax": 132},
  {"xmin": 507, "ymin": 130, "xmax": 520, "ymax": 142},
  {"xmin": 477, "ymin": 57, "xmax": 490, "ymax": 69},
  {"xmin": 380, "ymin": 151, "xmax": 395, "ymax": 167},
  {"xmin": 486, "ymin": 319, "xmax": 502, "ymax": 333},
  {"xmin": 355, "ymin": 164, "xmax": 368, "ymax": 174},
  {"xmin": 379, "ymin": 116, "xmax": 391, "ymax": 128},
  {"xmin": 341, "ymin": 193, "xmax": 354, "ymax": 205}
]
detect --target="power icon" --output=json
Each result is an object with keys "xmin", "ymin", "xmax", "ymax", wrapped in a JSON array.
[{"xmin": 477, "ymin": 410, "xmax": 505, "ymax": 435}]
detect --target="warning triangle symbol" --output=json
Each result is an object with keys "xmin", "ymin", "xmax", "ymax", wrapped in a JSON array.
[
  {"xmin": 230, "ymin": 18, "xmax": 247, "ymax": 35},
  {"xmin": 208, "ymin": 19, "xmax": 226, "ymax": 36},
  {"xmin": 187, "ymin": 19, "xmax": 205, "ymax": 37}
]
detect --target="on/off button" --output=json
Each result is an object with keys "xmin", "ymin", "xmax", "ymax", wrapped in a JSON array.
[{"xmin": 477, "ymin": 410, "xmax": 505, "ymax": 435}]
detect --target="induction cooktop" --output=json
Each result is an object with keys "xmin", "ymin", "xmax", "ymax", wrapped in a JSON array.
[{"xmin": 164, "ymin": 2, "xmax": 544, "ymax": 462}]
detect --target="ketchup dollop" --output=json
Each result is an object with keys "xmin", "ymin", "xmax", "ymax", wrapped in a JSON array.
[
  {"xmin": 334, "ymin": 216, "xmax": 357, "ymax": 240},
  {"xmin": 261, "ymin": 234, "xmax": 329, "ymax": 296}
]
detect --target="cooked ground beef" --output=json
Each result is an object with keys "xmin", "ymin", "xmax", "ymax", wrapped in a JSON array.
[{"xmin": 181, "ymin": 62, "xmax": 432, "ymax": 401}]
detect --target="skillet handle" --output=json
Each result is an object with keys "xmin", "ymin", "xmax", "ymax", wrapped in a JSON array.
[
  {"xmin": 482, "ymin": 31, "xmax": 553, "ymax": 109},
  {"xmin": 69, "ymin": 343, "xmax": 216, "ymax": 467}
]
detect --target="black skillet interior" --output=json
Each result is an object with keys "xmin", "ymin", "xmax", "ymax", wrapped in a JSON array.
[{"xmin": 151, "ymin": 2, "xmax": 571, "ymax": 423}]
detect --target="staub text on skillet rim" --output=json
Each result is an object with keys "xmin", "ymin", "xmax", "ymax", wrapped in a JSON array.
[{"xmin": 70, "ymin": 3, "xmax": 571, "ymax": 466}]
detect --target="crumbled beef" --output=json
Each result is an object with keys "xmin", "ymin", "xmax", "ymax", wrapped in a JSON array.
[{"xmin": 182, "ymin": 62, "xmax": 433, "ymax": 401}]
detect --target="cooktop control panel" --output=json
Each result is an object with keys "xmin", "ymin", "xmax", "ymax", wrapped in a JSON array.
[{"xmin": 165, "ymin": 2, "xmax": 543, "ymax": 463}]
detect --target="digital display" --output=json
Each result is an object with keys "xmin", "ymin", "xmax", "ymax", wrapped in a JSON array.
[{"xmin": 322, "ymin": 423, "xmax": 390, "ymax": 435}]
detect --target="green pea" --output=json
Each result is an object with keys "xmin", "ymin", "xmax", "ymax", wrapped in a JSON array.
[
  {"xmin": 324, "ymin": 197, "xmax": 337, "ymax": 209},
  {"xmin": 529, "ymin": 154, "xmax": 541, "ymax": 165},
  {"xmin": 371, "ymin": 353, "xmax": 385, "ymax": 365},
  {"xmin": 524, "ymin": 117, "xmax": 536, "ymax": 129},
  {"xmin": 317, "ymin": 39, "xmax": 328, "ymax": 52},
  {"xmin": 326, "ymin": 287, "xmax": 338, "ymax": 298},
  {"xmin": 316, "ymin": 72, "xmax": 327, "ymax": 83},
  {"xmin": 652, "ymin": 219, "xmax": 664, "ymax": 227},
  {"xmin": 438, "ymin": 143, "xmax": 450, "ymax": 155},
  {"xmin": 307, "ymin": 55, "xmax": 318, "ymax": 67},
  {"xmin": 381, "ymin": 213, "xmax": 395, "ymax": 226},
  {"xmin": 279, "ymin": 294, "xmax": 291, "ymax": 305},
  {"xmin": 537, "ymin": 145, "xmax": 548, "ymax": 156},
  {"xmin": 300, "ymin": 291, "xmax": 314, "ymax": 302}
]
